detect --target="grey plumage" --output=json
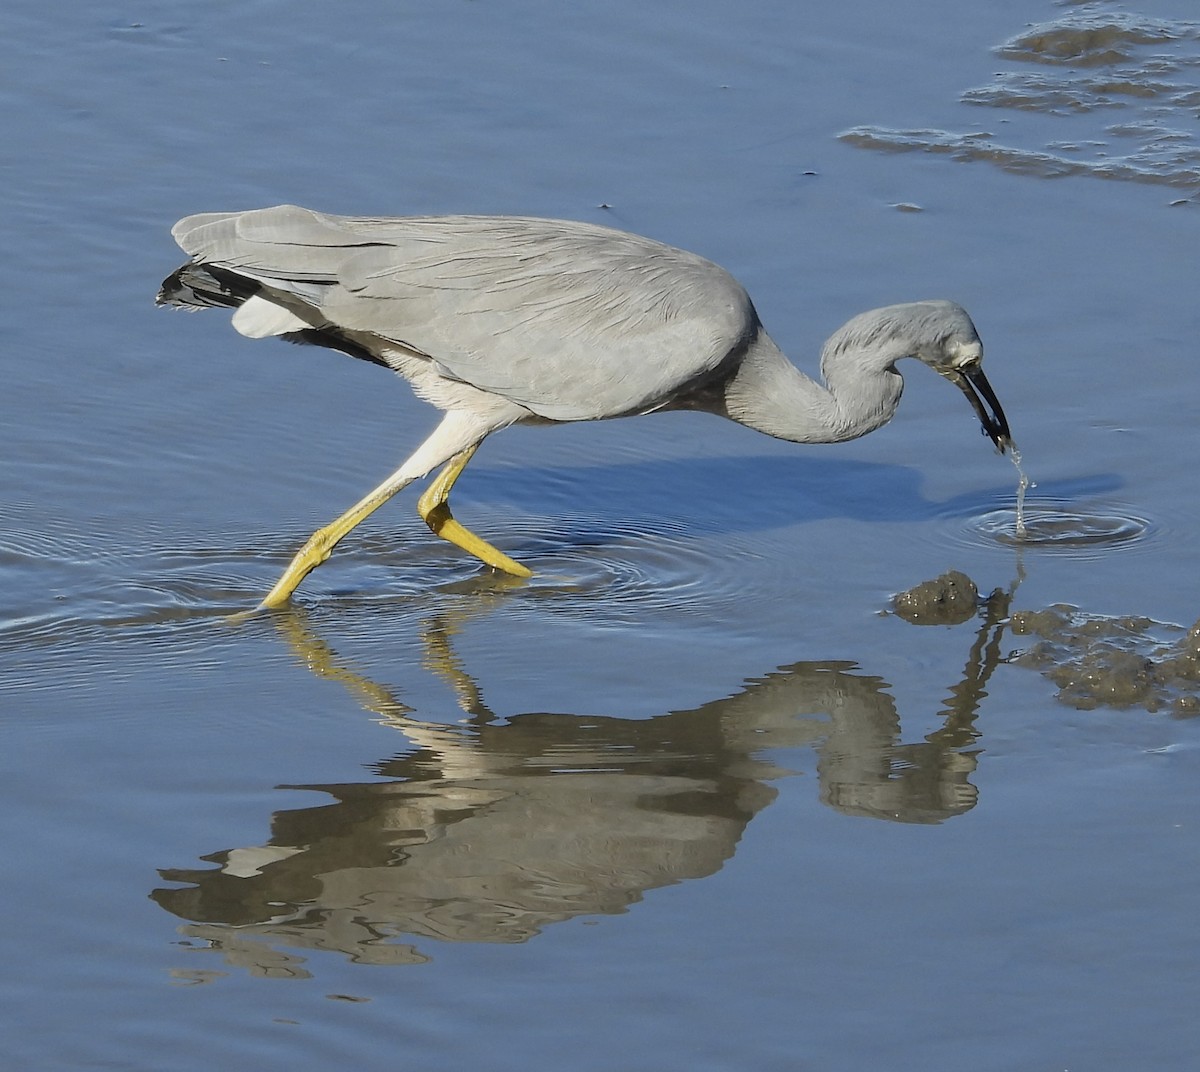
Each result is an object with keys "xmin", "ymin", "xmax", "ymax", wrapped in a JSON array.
[
  {"xmin": 158, "ymin": 204, "xmax": 1011, "ymax": 605},
  {"xmin": 164, "ymin": 206, "xmax": 755, "ymax": 421}
]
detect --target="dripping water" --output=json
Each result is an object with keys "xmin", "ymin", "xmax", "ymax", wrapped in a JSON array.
[{"xmin": 1008, "ymin": 444, "xmax": 1033, "ymax": 539}]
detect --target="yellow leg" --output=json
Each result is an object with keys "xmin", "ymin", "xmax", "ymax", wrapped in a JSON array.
[
  {"xmin": 416, "ymin": 446, "xmax": 533, "ymax": 578},
  {"xmin": 258, "ymin": 475, "xmax": 411, "ymax": 609},
  {"xmin": 252, "ymin": 412, "xmax": 525, "ymax": 610}
]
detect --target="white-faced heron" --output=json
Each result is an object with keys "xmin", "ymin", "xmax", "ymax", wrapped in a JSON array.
[{"xmin": 158, "ymin": 205, "xmax": 1011, "ymax": 606}]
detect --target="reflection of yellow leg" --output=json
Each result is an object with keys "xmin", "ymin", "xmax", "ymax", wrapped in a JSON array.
[
  {"xmin": 272, "ymin": 606, "xmax": 415, "ymax": 719},
  {"xmin": 417, "ymin": 446, "xmax": 533, "ymax": 578},
  {"xmin": 421, "ymin": 617, "xmax": 491, "ymax": 717}
]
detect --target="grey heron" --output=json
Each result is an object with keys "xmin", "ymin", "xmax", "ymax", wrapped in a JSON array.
[{"xmin": 158, "ymin": 204, "xmax": 1011, "ymax": 607}]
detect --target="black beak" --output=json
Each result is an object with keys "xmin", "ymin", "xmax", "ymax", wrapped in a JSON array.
[{"xmin": 949, "ymin": 364, "xmax": 1011, "ymax": 454}]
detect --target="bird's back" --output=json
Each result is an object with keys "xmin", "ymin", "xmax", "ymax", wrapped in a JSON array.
[{"xmin": 162, "ymin": 205, "xmax": 761, "ymax": 422}]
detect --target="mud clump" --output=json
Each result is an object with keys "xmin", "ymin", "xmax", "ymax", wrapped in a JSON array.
[
  {"xmin": 892, "ymin": 571, "xmax": 980, "ymax": 625},
  {"xmin": 892, "ymin": 570, "xmax": 1200, "ymax": 716},
  {"xmin": 1010, "ymin": 606, "xmax": 1200, "ymax": 715}
]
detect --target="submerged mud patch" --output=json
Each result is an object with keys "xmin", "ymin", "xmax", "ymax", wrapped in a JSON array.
[
  {"xmin": 1010, "ymin": 605, "xmax": 1200, "ymax": 714},
  {"xmin": 893, "ymin": 572, "xmax": 1200, "ymax": 715},
  {"xmin": 842, "ymin": 4, "xmax": 1200, "ymax": 193},
  {"xmin": 998, "ymin": 11, "xmax": 1195, "ymax": 68}
]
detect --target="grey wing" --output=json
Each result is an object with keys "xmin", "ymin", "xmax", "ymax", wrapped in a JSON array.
[{"xmin": 171, "ymin": 206, "xmax": 759, "ymax": 420}]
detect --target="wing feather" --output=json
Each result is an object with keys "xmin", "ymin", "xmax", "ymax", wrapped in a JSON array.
[{"xmin": 170, "ymin": 206, "xmax": 758, "ymax": 420}]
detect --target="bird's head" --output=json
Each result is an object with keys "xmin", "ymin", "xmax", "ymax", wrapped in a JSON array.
[
  {"xmin": 907, "ymin": 301, "xmax": 1012, "ymax": 455},
  {"xmin": 828, "ymin": 299, "xmax": 1012, "ymax": 452}
]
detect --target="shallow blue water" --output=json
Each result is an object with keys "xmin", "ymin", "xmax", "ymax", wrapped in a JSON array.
[{"xmin": 2, "ymin": 1, "xmax": 1199, "ymax": 1069}]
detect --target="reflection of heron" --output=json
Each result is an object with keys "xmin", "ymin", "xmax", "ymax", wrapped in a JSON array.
[
  {"xmin": 153, "ymin": 590, "xmax": 1011, "ymax": 974},
  {"xmin": 158, "ymin": 205, "xmax": 1011, "ymax": 605}
]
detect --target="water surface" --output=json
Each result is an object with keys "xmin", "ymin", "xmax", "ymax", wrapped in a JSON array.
[{"xmin": 2, "ymin": 1, "xmax": 1198, "ymax": 1070}]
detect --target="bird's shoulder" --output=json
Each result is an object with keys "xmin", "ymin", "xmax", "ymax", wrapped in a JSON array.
[
  {"xmin": 341, "ymin": 214, "xmax": 752, "ymax": 324},
  {"xmin": 329, "ymin": 213, "xmax": 759, "ymax": 418}
]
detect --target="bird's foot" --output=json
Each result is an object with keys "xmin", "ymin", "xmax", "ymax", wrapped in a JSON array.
[
  {"xmin": 257, "ymin": 526, "xmax": 340, "ymax": 609},
  {"xmin": 420, "ymin": 503, "xmax": 533, "ymax": 578}
]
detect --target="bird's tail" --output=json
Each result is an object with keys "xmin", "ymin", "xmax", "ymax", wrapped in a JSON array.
[
  {"xmin": 156, "ymin": 262, "xmax": 257, "ymax": 311},
  {"xmin": 156, "ymin": 260, "xmax": 391, "ymax": 369}
]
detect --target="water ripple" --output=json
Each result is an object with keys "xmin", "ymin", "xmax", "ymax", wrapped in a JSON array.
[
  {"xmin": 0, "ymin": 505, "xmax": 791, "ymax": 669},
  {"xmin": 953, "ymin": 498, "xmax": 1155, "ymax": 558},
  {"xmin": 340, "ymin": 513, "xmax": 783, "ymax": 626}
]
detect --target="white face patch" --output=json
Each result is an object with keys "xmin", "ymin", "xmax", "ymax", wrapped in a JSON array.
[{"xmin": 946, "ymin": 338, "xmax": 983, "ymax": 368}]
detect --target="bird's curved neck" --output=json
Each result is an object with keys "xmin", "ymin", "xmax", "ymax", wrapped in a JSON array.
[{"xmin": 723, "ymin": 328, "xmax": 904, "ymax": 444}]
